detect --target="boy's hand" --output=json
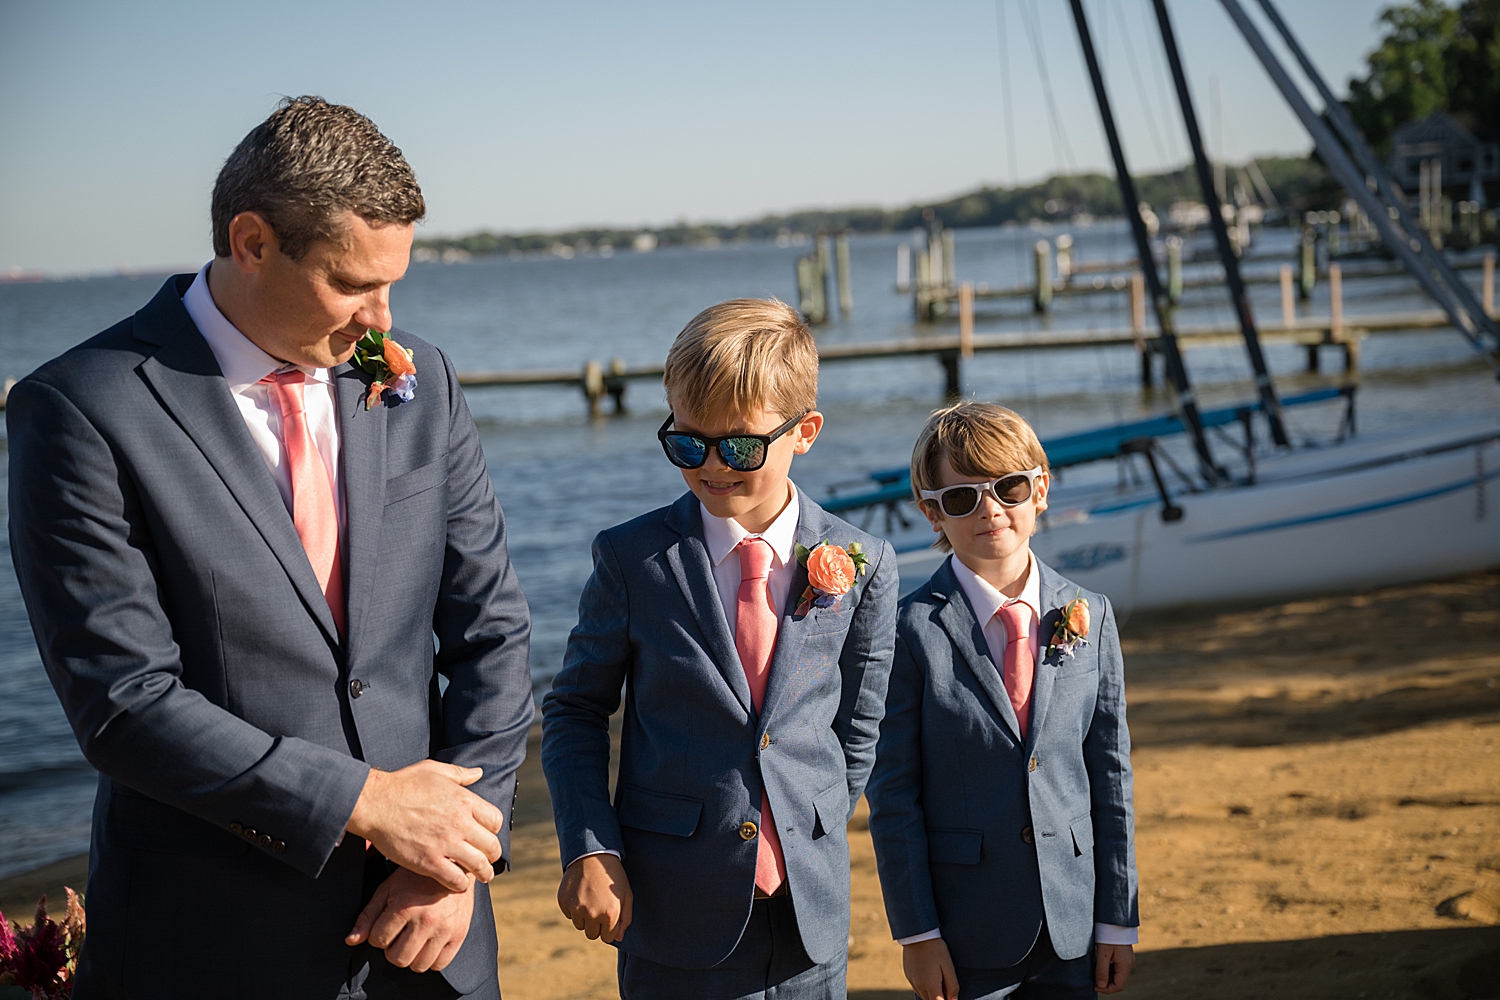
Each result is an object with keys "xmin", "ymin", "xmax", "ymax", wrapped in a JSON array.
[
  {"xmin": 902, "ymin": 937, "xmax": 960, "ymax": 1000},
  {"xmin": 1095, "ymin": 943, "xmax": 1135, "ymax": 993},
  {"xmin": 345, "ymin": 867, "xmax": 474, "ymax": 973},
  {"xmin": 558, "ymin": 852, "xmax": 633, "ymax": 943}
]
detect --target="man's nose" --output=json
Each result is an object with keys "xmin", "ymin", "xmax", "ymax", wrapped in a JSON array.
[{"xmin": 354, "ymin": 287, "xmax": 393, "ymax": 334}]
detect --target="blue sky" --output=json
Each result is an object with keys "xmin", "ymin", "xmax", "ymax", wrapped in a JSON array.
[{"xmin": 1, "ymin": 0, "xmax": 1395, "ymax": 274}]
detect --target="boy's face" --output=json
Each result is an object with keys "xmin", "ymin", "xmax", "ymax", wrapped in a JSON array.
[
  {"xmin": 920, "ymin": 453, "xmax": 1050, "ymax": 570},
  {"xmin": 667, "ymin": 396, "xmax": 823, "ymax": 534}
]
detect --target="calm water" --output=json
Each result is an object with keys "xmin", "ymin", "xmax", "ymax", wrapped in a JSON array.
[{"xmin": 1, "ymin": 221, "xmax": 1495, "ymax": 879}]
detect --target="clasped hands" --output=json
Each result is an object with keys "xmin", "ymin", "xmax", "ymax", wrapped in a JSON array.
[{"xmin": 342, "ymin": 760, "xmax": 505, "ymax": 972}]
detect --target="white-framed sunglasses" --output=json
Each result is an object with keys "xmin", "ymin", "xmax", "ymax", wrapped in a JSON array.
[{"xmin": 918, "ymin": 466, "xmax": 1045, "ymax": 517}]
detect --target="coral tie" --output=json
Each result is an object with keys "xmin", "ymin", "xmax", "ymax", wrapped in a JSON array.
[
  {"xmin": 735, "ymin": 537, "xmax": 787, "ymax": 896},
  {"xmin": 262, "ymin": 371, "xmax": 346, "ymax": 639},
  {"xmin": 995, "ymin": 602, "xmax": 1034, "ymax": 739}
]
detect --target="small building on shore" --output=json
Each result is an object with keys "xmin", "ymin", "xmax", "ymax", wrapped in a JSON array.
[{"xmin": 1386, "ymin": 111, "xmax": 1498, "ymax": 204}]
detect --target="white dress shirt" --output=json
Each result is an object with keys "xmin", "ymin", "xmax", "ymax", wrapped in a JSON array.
[
  {"xmin": 566, "ymin": 485, "xmax": 802, "ymax": 869},
  {"xmin": 181, "ymin": 264, "xmax": 346, "ymax": 540},
  {"xmin": 897, "ymin": 552, "xmax": 1138, "ymax": 948}
]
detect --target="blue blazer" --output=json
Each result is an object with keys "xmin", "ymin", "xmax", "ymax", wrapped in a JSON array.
[
  {"xmin": 865, "ymin": 556, "xmax": 1137, "ymax": 968},
  {"xmin": 7, "ymin": 275, "xmax": 535, "ymax": 999},
  {"xmin": 541, "ymin": 489, "xmax": 897, "ymax": 969}
]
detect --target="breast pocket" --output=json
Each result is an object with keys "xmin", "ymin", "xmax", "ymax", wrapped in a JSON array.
[{"xmin": 384, "ymin": 458, "xmax": 447, "ymax": 506}]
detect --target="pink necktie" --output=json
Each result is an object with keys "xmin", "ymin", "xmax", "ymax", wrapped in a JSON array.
[
  {"xmin": 735, "ymin": 537, "xmax": 787, "ymax": 896},
  {"xmin": 262, "ymin": 371, "xmax": 346, "ymax": 638},
  {"xmin": 995, "ymin": 603, "xmax": 1034, "ymax": 739}
]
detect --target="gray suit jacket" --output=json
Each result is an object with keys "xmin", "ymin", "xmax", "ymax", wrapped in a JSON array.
[
  {"xmin": 7, "ymin": 275, "xmax": 534, "ymax": 999},
  {"xmin": 540, "ymin": 489, "xmax": 897, "ymax": 969},
  {"xmin": 865, "ymin": 556, "xmax": 1137, "ymax": 967}
]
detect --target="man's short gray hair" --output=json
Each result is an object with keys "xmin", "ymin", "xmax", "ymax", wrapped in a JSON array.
[{"xmin": 211, "ymin": 95, "xmax": 426, "ymax": 260}]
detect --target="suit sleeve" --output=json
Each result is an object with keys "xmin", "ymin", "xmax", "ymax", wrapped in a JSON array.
[
  {"xmin": 1082, "ymin": 594, "xmax": 1138, "ymax": 928},
  {"xmin": 429, "ymin": 351, "xmax": 536, "ymax": 870},
  {"xmin": 540, "ymin": 529, "xmax": 631, "ymax": 867},
  {"xmin": 833, "ymin": 538, "xmax": 898, "ymax": 814},
  {"xmin": 6, "ymin": 378, "xmax": 370, "ymax": 879},
  {"xmin": 865, "ymin": 627, "xmax": 942, "ymax": 940}
]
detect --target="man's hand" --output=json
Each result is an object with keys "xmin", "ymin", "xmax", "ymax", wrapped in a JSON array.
[
  {"xmin": 346, "ymin": 868, "xmax": 474, "ymax": 973},
  {"xmin": 902, "ymin": 937, "xmax": 960, "ymax": 1000},
  {"xmin": 1095, "ymin": 943, "xmax": 1135, "ymax": 994},
  {"xmin": 345, "ymin": 760, "xmax": 503, "ymax": 892},
  {"xmin": 557, "ymin": 853, "xmax": 633, "ymax": 943}
]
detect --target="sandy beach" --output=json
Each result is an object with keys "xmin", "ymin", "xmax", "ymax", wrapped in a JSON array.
[{"xmin": 5, "ymin": 569, "xmax": 1497, "ymax": 998}]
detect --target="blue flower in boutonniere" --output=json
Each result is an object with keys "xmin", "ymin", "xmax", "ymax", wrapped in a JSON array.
[
  {"xmin": 1048, "ymin": 590, "xmax": 1092, "ymax": 658},
  {"xmin": 792, "ymin": 541, "xmax": 871, "ymax": 618},
  {"xmin": 352, "ymin": 329, "xmax": 418, "ymax": 409}
]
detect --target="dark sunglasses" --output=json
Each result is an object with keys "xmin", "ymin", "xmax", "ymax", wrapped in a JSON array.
[
  {"xmin": 918, "ymin": 467, "xmax": 1045, "ymax": 517},
  {"xmin": 657, "ymin": 411, "xmax": 809, "ymax": 472}
]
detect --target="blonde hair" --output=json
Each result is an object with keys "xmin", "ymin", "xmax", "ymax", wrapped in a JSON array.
[
  {"xmin": 663, "ymin": 299, "xmax": 817, "ymax": 422},
  {"xmin": 910, "ymin": 401, "xmax": 1050, "ymax": 552}
]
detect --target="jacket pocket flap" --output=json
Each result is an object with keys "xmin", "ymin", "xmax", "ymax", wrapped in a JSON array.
[
  {"xmin": 617, "ymin": 785, "xmax": 703, "ymax": 837},
  {"xmin": 926, "ymin": 827, "xmax": 983, "ymax": 865},
  {"xmin": 1069, "ymin": 812, "xmax": 1095, "ymax": 855},
  {"xmin": 385, "ymin": 459, "xmax": 447, "ymax": 505},
  {"xmin": 109, "ymin": 790, "xmax": 250, "ymax": 857},
  {"xmin": 811, "ymin": 781, "xmax": 850, "ymax": 838}
]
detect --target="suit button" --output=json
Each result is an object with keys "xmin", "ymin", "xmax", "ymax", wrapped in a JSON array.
[
  {"xmin": 1029, "ymin": 756, "xmax": 1038, "ymax": 772},
  {"xmin": 1022, "ymin": 827, "xmax": 1035, "ymax": 845},
  {"xmin": 739, "ymin": 821, "xmax": 758, "ymax": 841},
  {"xmin": 349, "ymin": 679, "xmax": 364, "ymax": 698},
  {"xmin": 243, "ymin": 828, "xmax": 258, "ymax": 841},
  {"xmin": 258, "ymin": 834, "xmax": 273, "ymax": 848},
  {"xmin": 760, "ymin": 733, "xmax": 771, "ymax": 751},
  {"xmin": 271, "ymin": 840, "xmax": 287, "ymax": 854},
  {"xmin": 229, "ymin": 822, "xmax": 243, "ymax": 836}
]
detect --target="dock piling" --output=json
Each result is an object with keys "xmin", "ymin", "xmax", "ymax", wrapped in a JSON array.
[
  {"xmin": 941, "ymin": 229, "xmax": 956, "ymax": 288},
  {"xmin": 1055, "ymin": 234, "xmax": 1074, "ymax": 285},
  {"xmin": 1130, "ymin": 270, "xmax": 1152, "ymax": 388},
  {"xmin": 1033, "ymin": 240, "xmax": 1053, "ymax": 313},
  {"xmin": 939, "ymin": 350, "xmax": 961, "ymax": 399},
  {"xmin": 582, "ymin": 359, "xmax": 605, "ymax": 417},
  {"xmin": 1280, "ymin": 264, "xmax": 1295, "ymax": 328},
  {"xmin": 1330, "ymin": 262, "xmax": 1344, "ymax": 344},
  {"xmin": 835, "ymin": 233, "xmax": 853, "ymax": 318},
  {"xmin": 1166, "ymin": 236, "xmax": 1183, "ymax": 305},
  {"xmin": 896, "ymin": 243, "xmax": 911, "ymax": 293},
  {"xmin": 1484, "ymin": 251, "xmax": 1495, "ymax": 314},
  {"xmin": 606, "ymin": 358, "xmax": 628, "ymax": 413},
  {"xmin": 1298, "ymin": 229, "xmax": 1317, "ymax": 301},
  {"xmin": 959, "ymin": 282, "xmax": 975, "ymax": 360}
]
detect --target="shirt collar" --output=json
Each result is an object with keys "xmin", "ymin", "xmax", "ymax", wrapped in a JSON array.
[
  {"xmin": 181, "ymin": 263, "xmax": 334, "ymax": 392},
  {"xmin": 700, "ymin": 484, "xmax": 801, "ymax": 570},
  {"xmin": 949, "ymin": 550, "xmax": 1039, "ymax": 624}
]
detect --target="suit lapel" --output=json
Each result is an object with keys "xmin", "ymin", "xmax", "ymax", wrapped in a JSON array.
[
  {"xmin": 336, "ymin": 364, "xmax": 386, "ymax": 661},
  {"xmin": 1026, "ymin": 561, "xmax": 1072, "ymax": 752},
  {"xmin": 757, "ymin": 489, "xmax": 823, "ymax": 725},
  {"xmin": 132, "ymin": 278, "xmax": 340, "ymax": 646},
  {"xmin": 932, "ymin": 559, "xmax": 1025, "ymax": 747},
  {"xmin": 664, "ymin": 495, "xmax": 753, "ymax": 717}
]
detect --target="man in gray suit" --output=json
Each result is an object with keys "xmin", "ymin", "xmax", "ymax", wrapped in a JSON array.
[{"xmin": 8, "ymin": 96, "xmax": 533, "ymax": 999}]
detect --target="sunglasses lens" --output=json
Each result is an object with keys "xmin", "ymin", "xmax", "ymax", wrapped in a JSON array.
[
  {"xmin": 939, "ymin": 486, "xmax": 981, "ymax": 517},
  {"xmin": 662, "ymin": 434, "xmax": 708, "ymax": 469},
  {"xmin": 719, "ymin": 437, "xmax": 767, "ymax": 472},
  {"xmin": 995, "ymin": 474, "xmax": 1034, "ymax": 506}
]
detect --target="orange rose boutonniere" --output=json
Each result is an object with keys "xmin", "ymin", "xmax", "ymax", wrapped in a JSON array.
[
  {"xmin": 353, "ymin": 329, "xmax": 418, "ymax": 409},
  {"xmin": 1048, "ymin": 590, "xmax": 1091, "ymax": 658},
  {"xmin": 793, "ymin": 541, "xmax": 870, "ymax": 617}
]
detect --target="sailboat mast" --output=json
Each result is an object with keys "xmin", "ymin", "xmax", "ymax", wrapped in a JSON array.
[
  {"xmin": 1066, "ymin": 0, "xmax": 1222, "ymax": 485},
  {"xmin": 1150, "ymin": 0, "xmax": 1289, "ymax": 447}
]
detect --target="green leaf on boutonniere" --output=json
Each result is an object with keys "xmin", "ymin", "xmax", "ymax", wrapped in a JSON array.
[{"xmin": 793, "ymin": 543, "xmax": 812, "ymax": 567}]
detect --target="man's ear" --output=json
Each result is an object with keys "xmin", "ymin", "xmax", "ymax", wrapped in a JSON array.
[{"xmin": 226, "ymin": 211, "xmax": 279, "ymax": 274}]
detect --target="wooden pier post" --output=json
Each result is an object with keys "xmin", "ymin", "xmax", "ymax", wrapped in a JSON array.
[
  {"xmin": 941, "ymin": 229, "xmax": 957, "ymax": 288},
  {"xmin": 1329, "ymin": 262, "xmax": 1343, "ymax": 344},
  {"xmin": 1055, "ymin": 234, "xmax": 1074, "ymax": 286},
  {"xmin": 1298, "ymin": 229, "xmax": 1316, "ymax": 301},
  {"xmin": 914, "ymin": 250, "xmax": 932, "ymax": 321},
  {"xmin": 1484, "ymin": 250, "xmax": 1495, "ymax": 314},
  {"xmin": 606, "ymin": 358, "xmax": 628, "ymax": 414},
  {"xmin": 1130, "ymin": 270, "xmax": 1152, "ymax": 388},
  {"xmin": 797, "ymin": 255, "xmax": 828, "ymax": 324},
  {"xmin": 939, "ymin": 350, "xmax": 961, "ymax": 399},
  {"xmin": 959, "ymin": 281, "xmax": 975, "ymax": 360},
  {"xmin": 816, "ymin": 235, "xmax": 833, "ymax": 311},
  {"xmin": 582, "ymin": 359, "xmax": 605, "ymax": 418},
  {"xmin": 896, "ymin": 243, "xmax": 911, "ymax": 293},
  {"xmin": 1033, "ymin": 240, "xmax": 1053, "ymax": 313},
  {"xmin": 835, "ymin": 233, "xmax": 853, "ymax": 318},
  {"xmin": 1280, "ymin": 264, "xmax": 1295, "ymax": 329},
  {"xmin": 928, "ymin": 231, "xmax": 944, "ymax": 293},
  {"xmin": 1166, "ymin": 236, "xmax": 1183, "ymax": 305}
]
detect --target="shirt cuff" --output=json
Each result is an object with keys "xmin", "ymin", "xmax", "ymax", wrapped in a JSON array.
[
  {"xmin": 896, "ymin": 928, "xmax": 943, "ymax": 946},
  {"xmin": 565, "ymin": 848, "xmax": 621, "ymax": 868},
  {"xmin": 1094, "ymin": 923, "xmax": 1138, "ymax": 945}
]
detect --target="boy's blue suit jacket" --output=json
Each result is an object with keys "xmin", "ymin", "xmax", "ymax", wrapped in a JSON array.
[
  {"xmin": 541, "ymin": 489, "xmax": 898, "ymax": 969},
  {"xmin": 6, "ymin": 276, "xmax": 535, "ymax": 999},
  {"xmin": 865, "ymin": 556, "xmax": 1138, "ymax": 968}
]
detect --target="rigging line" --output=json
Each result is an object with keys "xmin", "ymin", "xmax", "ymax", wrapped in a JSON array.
[
  {"xmin": 1142, "ymin": 0, "xmax": 1188, "ymax": 178},
  {"xmin": 1019, "ymin": 0, "xmax": 1078, "ymax": 174},
  {"xmin": 995, "ymin": 0, "xmax": 1020, "ymax": 187},
  {"xmin": 1110, "ymin": 0, "xmax": 1171, "ymax": 168}
]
